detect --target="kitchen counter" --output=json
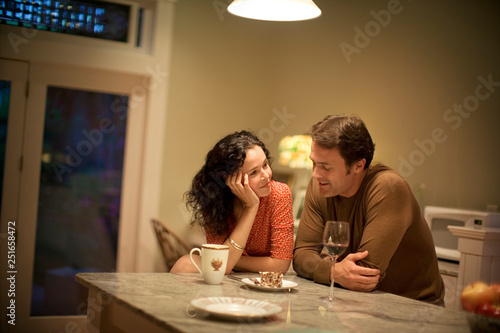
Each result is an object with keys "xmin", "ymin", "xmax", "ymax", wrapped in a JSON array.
[{"xmin": 76, "ymin": 272, "xmax": 472, "ymax": 333}]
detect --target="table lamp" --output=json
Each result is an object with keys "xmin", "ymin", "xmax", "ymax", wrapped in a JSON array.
[{"xmin": 278, "ymin": 135, "xmax": 313, "ymax": 169}]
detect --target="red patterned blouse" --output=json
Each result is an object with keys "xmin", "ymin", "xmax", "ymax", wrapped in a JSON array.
[{"xmin": 206, "ymin": 180, "xmax": 294, "ymax": 260}]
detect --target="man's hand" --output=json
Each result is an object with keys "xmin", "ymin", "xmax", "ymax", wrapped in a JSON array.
[{"xmin": 333, "ymin": 250, "xmax": 380, "ymax": 292}]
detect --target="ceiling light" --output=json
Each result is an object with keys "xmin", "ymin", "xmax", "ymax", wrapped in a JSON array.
[{"xmin": 227, "ymin": 0, "xmax": 322, "ymax": 22}]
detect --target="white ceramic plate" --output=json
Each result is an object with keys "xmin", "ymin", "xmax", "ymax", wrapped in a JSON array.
[
  {"xmin": 190, "ymin": 297, "xmax": 282, "ymax": 319},
  {"xmin": 241, "ymin": 278, "xmax": 298, "ymax": 291}
]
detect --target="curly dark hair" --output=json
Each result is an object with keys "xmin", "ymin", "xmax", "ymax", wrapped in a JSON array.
[
  {"xmin": 185, "ymin": 130, "xmax": 272, "ymax": 235},
  {"xmin": 310, "ymin": 115, "xmax": 375, "ymax": 169}
]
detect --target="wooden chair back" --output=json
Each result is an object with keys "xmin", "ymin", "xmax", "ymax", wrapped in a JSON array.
[{"xmin": 151, "ymin": 218, "xmax": 191, "ymax": 272}]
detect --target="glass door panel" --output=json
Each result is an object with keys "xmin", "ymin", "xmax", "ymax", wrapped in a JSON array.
[
  {"xmin": 31, "ymin": 86, "xmax": 129, "ymax": 316},
  {"xmin": 9, "ymin": 63, "xmax": 145, "ymax": 333},
  {"xmin": 0, "ymin": 59, "xmax": 29, "ymax": 333},
  {"xmin": 0, "ymin": 80, "xmax": 10, "ymax": 210}
]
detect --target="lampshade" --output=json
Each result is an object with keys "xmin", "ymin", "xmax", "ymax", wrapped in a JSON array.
[
  {"xmin": 278, "ymin": 135, "xmax": 313, "ymax": 169},
  {"xmin": 227, "ymin": 0, "xmax": 322, "ymax": 22}
]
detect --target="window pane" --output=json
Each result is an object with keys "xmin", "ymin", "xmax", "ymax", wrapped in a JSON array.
[
  {"xmin": 31, "ymin": 86, "xmax": 128, "ymax": 316},
  {"xmin": 0, "ymin": 0, "xmax": 130, "ymax": 42}
]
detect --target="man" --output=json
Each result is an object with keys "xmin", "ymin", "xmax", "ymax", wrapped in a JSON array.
[{"xmin": 293, "ymin": 114, "xmax": 444, "ymax": 305}]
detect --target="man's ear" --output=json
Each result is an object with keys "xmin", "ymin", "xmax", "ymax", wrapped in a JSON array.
[{"xmin": 353, "ymin": 159, "xmax": 366, "ymax": 174}]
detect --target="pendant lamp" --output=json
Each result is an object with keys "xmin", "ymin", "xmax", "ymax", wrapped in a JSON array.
[{"xmin": 227, "ymin": 0, "xmax": 322, "ymax": 22}]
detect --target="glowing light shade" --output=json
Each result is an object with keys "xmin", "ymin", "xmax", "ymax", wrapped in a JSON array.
[
  {"xmin": 278, "ymin": 135, "xmax": 313, "ymax": 169},
  {"xmin": 228, "ymin": 0, "xmax": 321, "ymax": 22}
]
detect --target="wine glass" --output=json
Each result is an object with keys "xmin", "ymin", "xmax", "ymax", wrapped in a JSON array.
[{"xmin": 319, "ymin": 221, "xmax": 350, "ymax": 303}]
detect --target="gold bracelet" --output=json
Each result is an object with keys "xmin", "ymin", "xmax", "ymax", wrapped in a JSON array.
[{"xmin": 229, "ymin": 237, "xmax": 245, "ymax": 251}]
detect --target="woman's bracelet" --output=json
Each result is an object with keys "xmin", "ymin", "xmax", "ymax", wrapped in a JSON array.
[{"xmin": 229, "ymin": 237, "xmax": 245, "ymax": 251}]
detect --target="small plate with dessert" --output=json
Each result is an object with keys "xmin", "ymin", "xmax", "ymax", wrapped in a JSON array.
[{"xmin": 241, "ymin": 272, "xmax": 298, "ymax": 291}]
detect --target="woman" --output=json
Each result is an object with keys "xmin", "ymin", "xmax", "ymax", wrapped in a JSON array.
[{"xmin": 170, "ymin": 131, "xmax": 294, "ymax": 274}]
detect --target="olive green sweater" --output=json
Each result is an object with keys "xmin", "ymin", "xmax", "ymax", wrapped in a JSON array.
[{"xmin": 293, "ymin": 164, "xmax": 445, "ymax": 305}]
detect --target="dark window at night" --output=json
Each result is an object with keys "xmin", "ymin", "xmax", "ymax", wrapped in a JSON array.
[{"xmin": 0, "ymin": 0, "xmax": 130, "ymax": 42}]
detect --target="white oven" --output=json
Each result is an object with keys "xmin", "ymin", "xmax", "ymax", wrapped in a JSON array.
[{"xmin": 424, "ymin": 206, "xmax": 500, "ymax": 262}]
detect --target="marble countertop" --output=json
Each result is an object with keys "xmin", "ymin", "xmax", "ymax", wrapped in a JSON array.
[{"xmin": 76, "ymin": 272, "xmax": 472, "ymax": 333}]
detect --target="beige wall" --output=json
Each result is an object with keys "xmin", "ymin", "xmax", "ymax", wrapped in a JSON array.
[{"xmin": 160, "ymin": 0, "xmax": 500, "ymax": 242}]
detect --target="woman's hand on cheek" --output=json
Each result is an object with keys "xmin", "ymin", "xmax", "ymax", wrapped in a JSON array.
[{"xmin": 226, "ymin": 171, "xmax": 259, "ymax": 208}]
